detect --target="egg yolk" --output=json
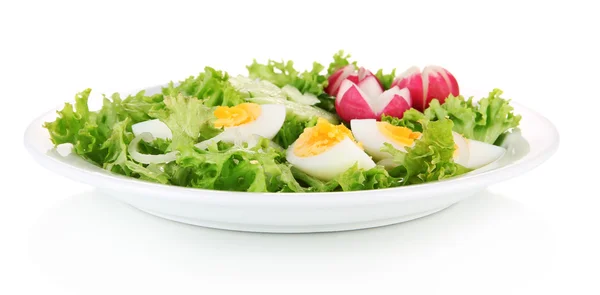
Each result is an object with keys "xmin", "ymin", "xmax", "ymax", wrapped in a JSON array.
[
  {"xmin": 294, "ymin": 118, "xmax": 361, "ymax": 157},
  {"xmin": 376, "ymin": 122, "xmax": 422, "ymax": 146},
  {"xmin": 214, "ymin": 103, "xmax": 261, "ymax": 128}
]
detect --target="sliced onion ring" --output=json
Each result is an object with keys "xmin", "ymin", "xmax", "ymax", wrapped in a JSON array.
[{"xmin": 128, "ymin": 132, "xmax": 177, "ymax": 164}]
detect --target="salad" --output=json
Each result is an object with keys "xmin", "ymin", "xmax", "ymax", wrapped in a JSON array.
[{"xmin": 43, "ymin": 51, "xmax": 521, "ymax": 193}]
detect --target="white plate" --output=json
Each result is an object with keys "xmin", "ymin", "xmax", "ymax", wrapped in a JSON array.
[{"xmin": 24, "ymin": 86, "xmax": 559, "ymax": 233}]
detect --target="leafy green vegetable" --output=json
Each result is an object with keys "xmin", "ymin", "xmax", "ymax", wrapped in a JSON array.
[
  {"xmin": 136, "ymin": 137, "xmax": 172, "ymax": 155},
  {"xmin": 176, "ymin": 138, "xmax": 304, "ymax": 192},
  {"xmin": 381, "ymin": 109, "xmax": 427, "ymax": 132},
  {"xmin": 327, "ymin": 50, "xmax": 357, "ymax": 75},
  {"xmin": 102, "ymin": 118, "xmax": 133, "ymax": 173},
  {"xmin": 334, "ymin": 164, "xmax": 400, "ymax": 191},
  {"xmin": 125, "ymin": 161, "xmax": 171, "ymax": 184},
  {"xmin": 120, "ymin": 91, "xmax": 165, "ymax": 123},
  {"xmin": 315, "ymin": 93, "xmax": 336, "ymax": 113},
  {"xmin": 247, "ymin": 59, "xmax": 327, "ymax": 96},
  {"xmin": 163, "ymin": 67, "xmax": 244, "ymax": 107},
  {"xmin": 149, "ymin": 94, "xmax": 216, "ymax": 149},
  {"xmin": 382, "ymin": 119, "xmax": 470, "ymax": 184},
  {"xmin": 382, "ymin": 89, "xmax": 521, "ymax": 144},
  {"xmin": 45, "ymin": 89, "xmax": 133, "ymax": 167},
  {"xmin": 291, "ymin": 164, "xmax": 401, "ymax": 192},
  {"xmin": 454, "ymin": 89, "xmax": 521, "ymax": 144},
  {"xmin": 375, "ymin": 68, "xmax": 397, "ymax": 90},
  {"xmin": 272, "ymin": 115, "xmax": 318, "ymax": 149}
]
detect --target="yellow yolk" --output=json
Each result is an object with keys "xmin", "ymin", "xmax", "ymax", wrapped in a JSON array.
[
  {"xmin": 294, "ymin": 118, "xmax": 361, "ymax": 157},
  {"xmin": 376, "ymin": 122, "xmax": 422, "ymax": 146},
  {"xmin": 214, "ymin": 103, "xmax": 261, "ymax": 128}
]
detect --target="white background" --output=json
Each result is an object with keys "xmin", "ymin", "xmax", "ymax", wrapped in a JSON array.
[{"xmin": 1, "ymin": 0, "xmax": 598, "ymax": 294}]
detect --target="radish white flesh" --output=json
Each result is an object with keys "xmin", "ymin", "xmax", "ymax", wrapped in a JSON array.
[
  {"xmin": 358, "ymin": 76, "xmax": 384, "ymax": 100},
  {"xmin": 132, "ymin": 119, "xmax": 172, "ymax": 140}
]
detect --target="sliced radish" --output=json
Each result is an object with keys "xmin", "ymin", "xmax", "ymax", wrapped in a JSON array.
[
  {"xmin": 392, "ymin": 66, "xmax": 424, "ymax": 111},
  {"xmin": 391, "ymin": 65, "xmax": 460, "ymax": 111},
  {"xmin": 377, "ymin": 88, "xmax": 411, "ymax": 119},
  {"xmin": 335, "ymin": 80, "xmax": 379, "ymax": 121},
  {"xmin": 357, "ymin": 75, "xmax": 384, "ymax": 99},
  {"xmin": 335, "ymin": 80, "xmax": 411, "ymax": 122},
  {"xmin": 325, "ymin": 65, "xmax": 355, "ymax": 96},
  {"xmin": 326, "ymin": 66, "xmax": 384, "ymax": 96}
]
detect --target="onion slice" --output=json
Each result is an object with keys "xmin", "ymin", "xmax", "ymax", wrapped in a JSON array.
[{"xmin": 128, "ymin": 132, "xmax": 177, "ymax": 164}]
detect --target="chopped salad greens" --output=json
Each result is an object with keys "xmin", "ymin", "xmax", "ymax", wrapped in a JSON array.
[{"xmin": 44, "ymin": 51, "xmax": 521, "ymax": 193}]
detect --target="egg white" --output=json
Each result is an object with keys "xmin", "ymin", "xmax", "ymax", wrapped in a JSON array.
[
  {"xmin": 286, "ymin": 137, "xmax": 376, "ymax": 181},
  {"xmin": 453, "ymin": 132, "xmax": 506, "ymax": 169},
  {"xmin": 351, "ymin": 119, "xmax": 505, "ymax": 170},
  {"xmin": 350, "ymin": 119, "xmax": 415, "ymax": 160},
  {"xmin": 195, "ymin": 104, "xmax": 286, "ymax": 149}
]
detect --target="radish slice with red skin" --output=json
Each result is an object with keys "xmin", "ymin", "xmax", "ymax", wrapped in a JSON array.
[
  {"xmin": 336, "ymin": 80, "xmax": 411, "ymax": 122},
  {"xmin": 326, "ymin": 65, "xmax": 355, "ymax": 96},
  {"xmin": 335, "ymin": 80, "xmax": 379, "ymax": 121},
  {"xmin": 392, "ymin": 65, "xmax": 460, "ymax": 111},
  {"xmin": 378, "ymin": 88, "xmax": 411, "ymax": 119},
  {"xmin": 393, "ymin": 66, "xmax": 424, "ymax": 111},
  {"xmin": 423, "ymin": 66, "xmax": 450, "ymax": 105}
]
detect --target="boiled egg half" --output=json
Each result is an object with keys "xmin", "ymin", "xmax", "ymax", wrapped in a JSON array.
[
  {"xmin": 195, "ymin": 103, "xmax": 286, "ymax": 149},
  {"xmin": 286, "ymin": 118, "xmax": 376, "ymax": 181},
  {"xmin": 351, "ymin": 119, "xmax": 506, "ymax": 169}
]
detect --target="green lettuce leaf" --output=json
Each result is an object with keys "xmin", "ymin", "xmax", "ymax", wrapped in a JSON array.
[
  {"xmin": 176, "ymin": 138, "xmax": 304, "ymax": 192},
  {"xmin": 163, "ymin": 67, "xmax": 244, "ymax": 107},
  {"xmin": 125, "ymin": 161, "xmax": 171, "ymax": 184},
  {"xmin": 44, "ymin": 89, "xmax": 133, "ymax": 167},
  {"xmin": 101, "ymin": 117, "xmax": 133, "ymax": 173},
  {"xmin": 149, "ymin": 94, "xmax": 216, "ymax": 149},
  {"xmin": 247, "ymin": 59, "xmax": 327, "ymax": 96},
  {"xmin": 327, "ymin": 50, "xmax": 357, "ymax": 75},
  {"xmin": 375, "ymin": 68, "xmax": 397, "ymax": 90},
  {"xmin": 272, "ymin": 115, "xmax": 318, "ymax": 149},
  {"xmin": 381, "ymin": 109, "xmax": 427, "ymax": 132},
  {"xmin": 382, "ymin": 119, "xmax": 470, "ymax": 184},
  {"xmin": 382, "ymin": 89, "xmax": 521, "ymax": 144},
  {"xmin": 120, "ymin": 91, "xmax": 165, "ymax": 123},
  {"xmin": 291, "ymin": 164, "xmax": 400, "ymax": 192},
  {"xmin": 334, "ymin": 164, "xmax": 400, "ymax": 191}
]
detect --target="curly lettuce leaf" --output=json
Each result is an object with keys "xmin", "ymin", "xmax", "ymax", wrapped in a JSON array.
[
  {"xmin": 291, "ymin": 164, "xmax": 400, "ymax": 192},
  {"xmin": 176, "ymin": 138, "xmax": 304, "ymax": 192},
  {"xmin": 327, "ymin": 50, "xmax": 357, "ymax": 75},
  {"xmin": 272, "ymin": 115, "xmax": 318, "ymax": 149},
  {"xmin": 382, "ymin": 119, "xmax": 469, "ymax": 184},
  {"xmin": 119, "ymin": 91, "xmax": 165, "ymax": 123},
  {"xmin": 334, "ymin": 164, "xmax": 400, "ymax": 191},
  {"xmin": 44, "ymin": 89, "xmax": 133, "ymax": 167},
  {"xmin": 247, "ymin": 59, "xmax": 327, "ymax": 96},
  {"xmin": 124, "ymin": 161, "xmax": 172, "ymax": 184},
  {"xmin": 149, "ymin": 94, "xmax": 216, "ymax": 149},
  {"xmin": 375, "ymin": 68, "xmax": 397, "ymax": 90},
  {"xmin": 163, "ymin": 67, "xmax": 244, "ymax": 107},
  {"xmin": 101, "ymin": 117, "xmax": 133, "ymax": 173},
  {"xmin": 381, "ymin": 109, "xmax": 427, "ymax": 132},
  {"xmin": 382, "ymin": 89, "xmax": 521, "ymax": 144}
]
